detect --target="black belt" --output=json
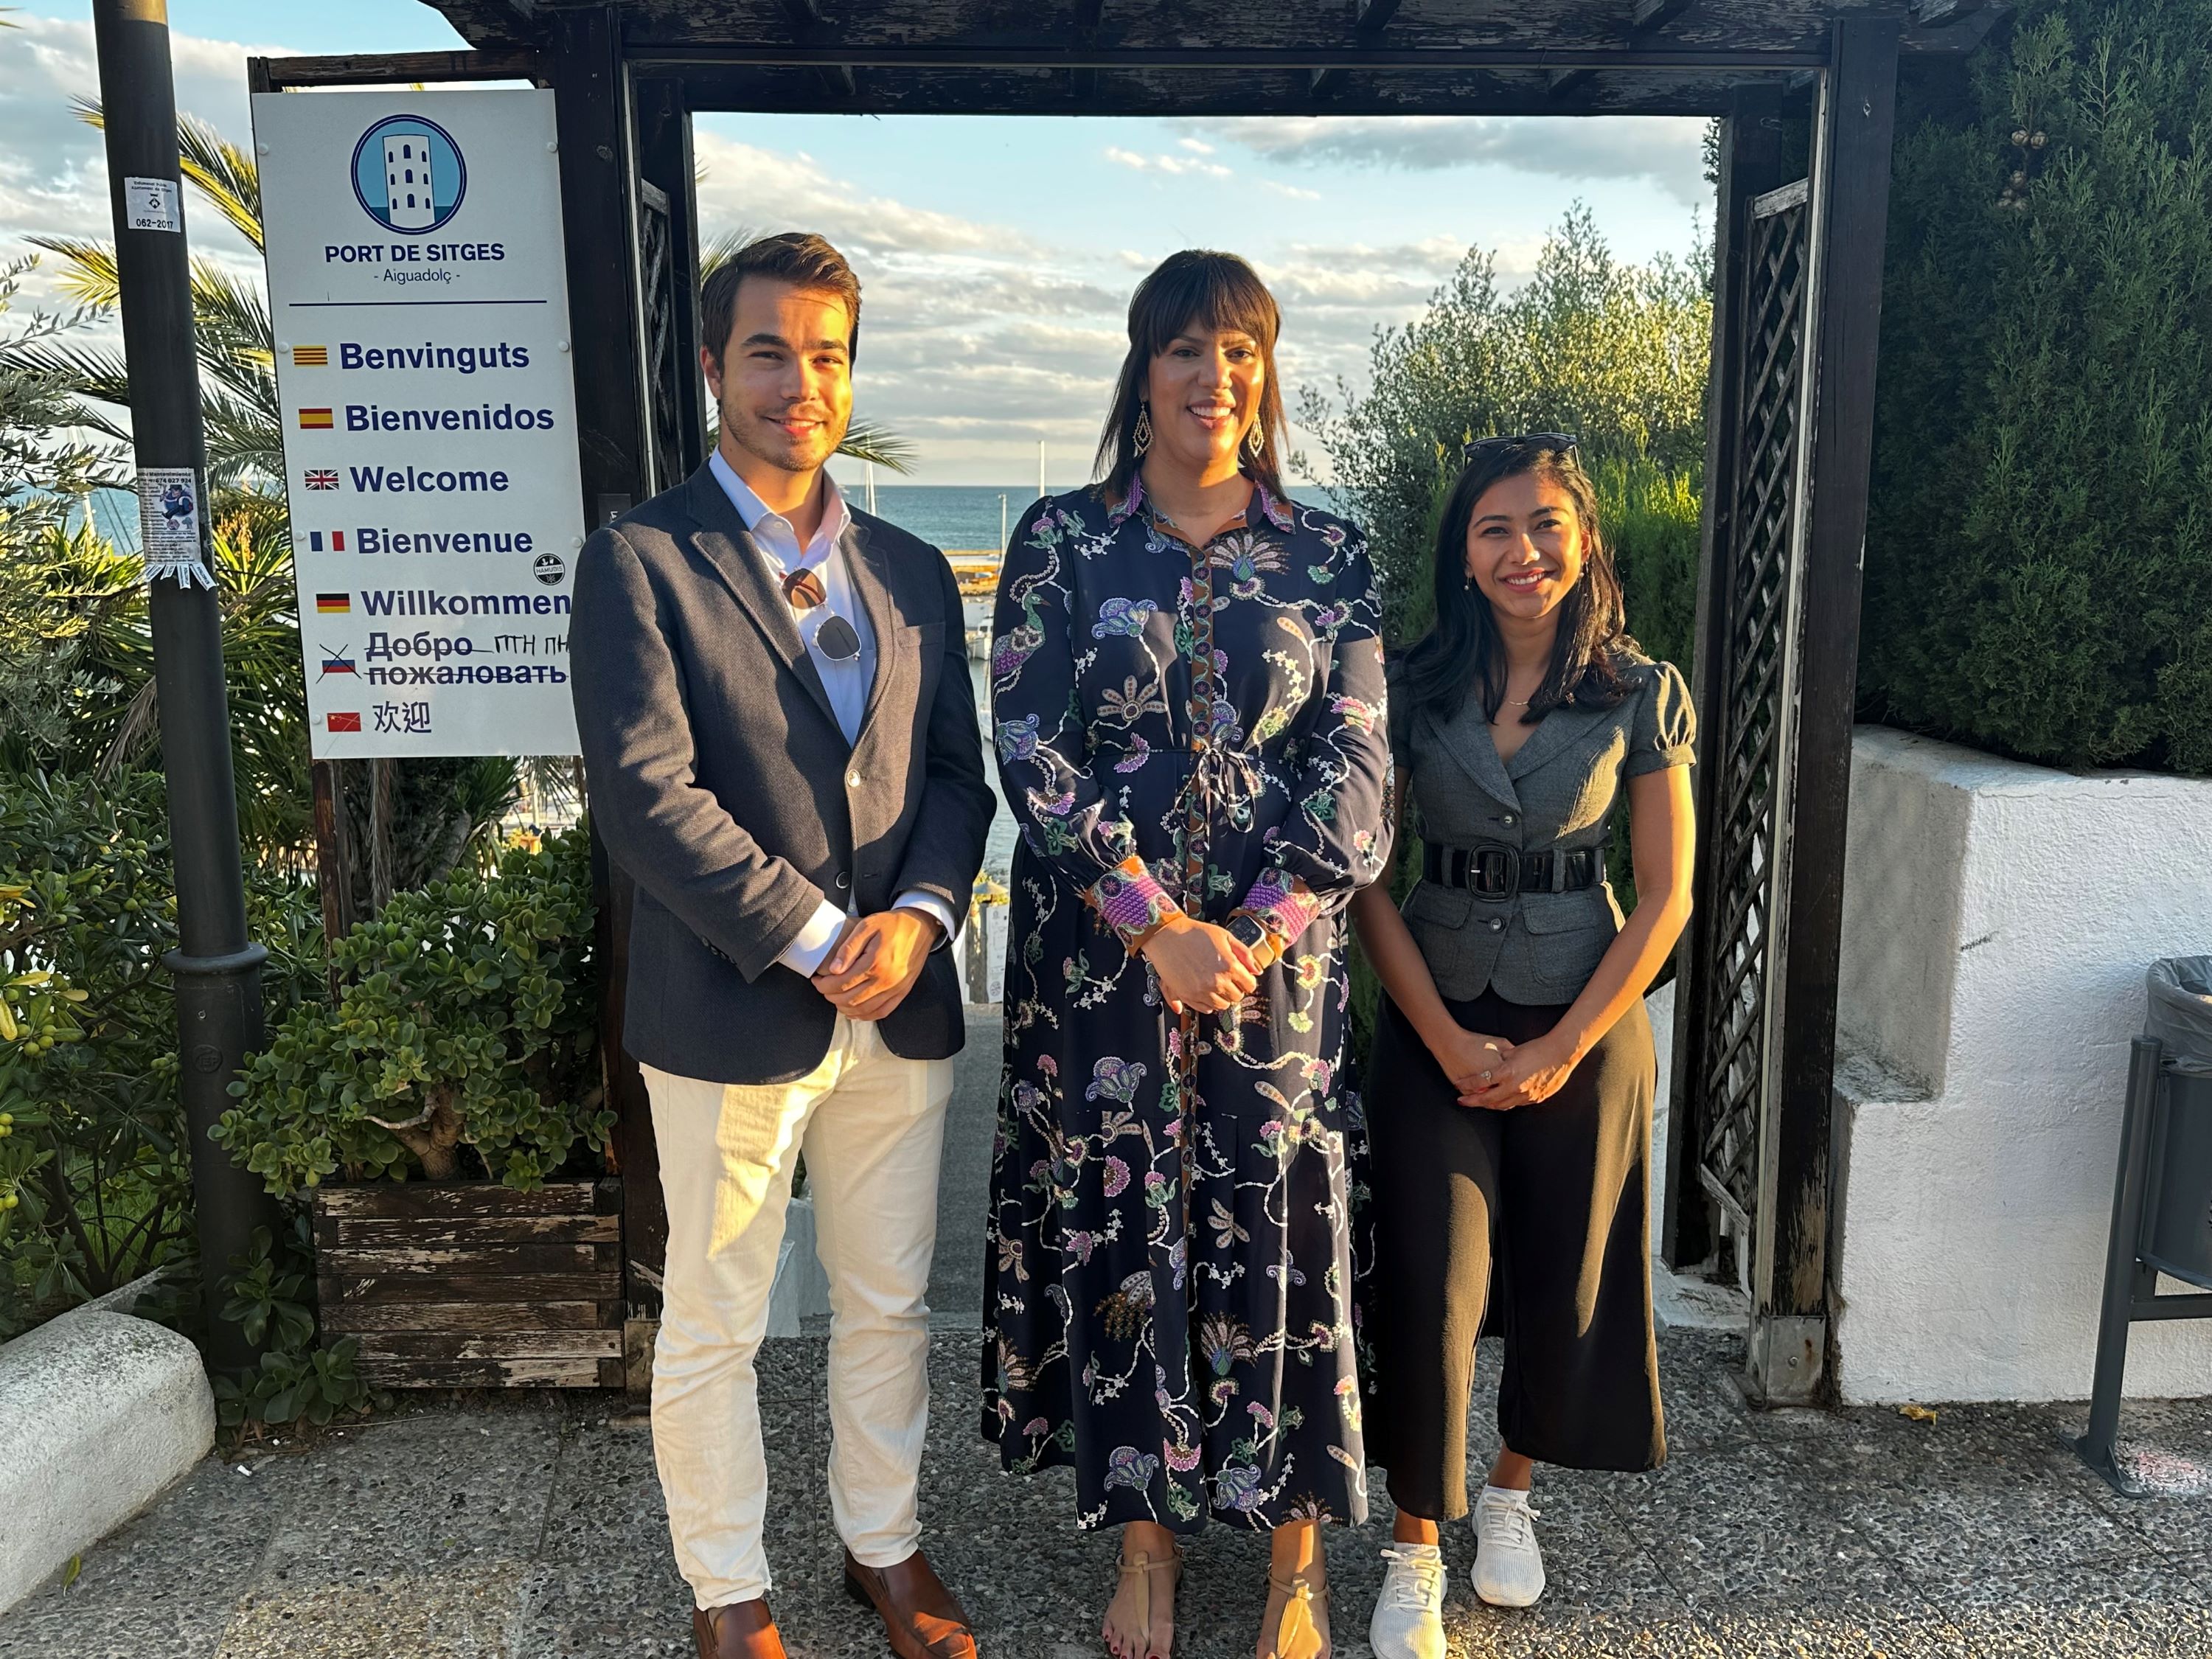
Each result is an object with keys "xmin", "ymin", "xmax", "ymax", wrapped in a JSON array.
[{"xmin": 1422, "ymin": 841, "xmax": 1599, "ymax": 900}]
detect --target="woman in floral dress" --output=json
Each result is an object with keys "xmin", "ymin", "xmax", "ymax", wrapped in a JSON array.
[{"xmin": 981, "ymin": 250, "xmax": 1393, "ymax": 1659}]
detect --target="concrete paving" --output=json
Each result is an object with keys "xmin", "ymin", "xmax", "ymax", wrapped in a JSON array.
[{"xmin": 6, "ymin": 1011, "xmax": 2211, "ymax": 1656}]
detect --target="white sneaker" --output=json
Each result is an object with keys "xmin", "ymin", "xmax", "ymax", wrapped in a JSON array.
[
  {"xmin": 1368, "ymin": 1544, "xmax": 1447, "ymax": 1659},
  {"xmin": 1470, "ymin": 1484, "xmax": 1545, "ymax": 1608}
]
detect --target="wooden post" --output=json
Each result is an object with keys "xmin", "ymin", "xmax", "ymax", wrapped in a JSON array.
[
  {"xmin": 1747, "ymin": 15, "xmax": 1901, "ymax": 1405},
  {"xmin": 309, "ymin": 759, "xmax": 355, "ymax": 994},
  {"xmin": 549, "ymin": 6, "xmax": 665, "ymax": 1338},
  {"xmin": 1665, "ymin": 86, "xmax": 1785, "ymax": 1275}
]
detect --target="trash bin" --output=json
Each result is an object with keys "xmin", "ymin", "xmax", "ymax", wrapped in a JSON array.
[
  {"xmin": 2143, "ymin": 956, "xmax": 2212, "ymax": 1290},
  {"xmin": 2075, "ymin": 956, "xmax": 2212, "ymax": 1495}
]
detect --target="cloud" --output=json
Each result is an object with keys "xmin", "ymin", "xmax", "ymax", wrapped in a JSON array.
[
  {"xmin": 1262, "ymin": 181, "xmax": 1324, "ymax": 203},
  {"xmin": 691, "ymin": 131, "xmax": 1037, "ymax": 258},
  {"xmin": 1102, "ymin": 146, "xmax": 1232, "ymax": 181},
  {"xmin": 1179, "ymin": 114, "xmax": 1711, "ymax": 207},
  {"xmin": 0, "ymin": 15, "xmax": 271, "ymax": 272}
]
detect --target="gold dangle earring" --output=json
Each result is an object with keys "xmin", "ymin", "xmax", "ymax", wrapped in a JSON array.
[
  {"xmin": 1133, "ymin": 403, "xmax": 1153, "ymax": 456},
  {"xmin": 1245, "ymin": 421, "xmax": 1265, "ymax": 460}
]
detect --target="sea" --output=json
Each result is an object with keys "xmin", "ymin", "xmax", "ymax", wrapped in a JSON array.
[
  {"xmin": 841, "ymin": 480, "xmax": 1346, "ymax": 554},
  {"xmin": 77, "ymin": 481, "xmax": 1346, "ymax": 557}
]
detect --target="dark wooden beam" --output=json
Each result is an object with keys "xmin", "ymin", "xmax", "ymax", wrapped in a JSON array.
[
  {"xmin": 1071, "ymin": 0, "xmax": 1107, "ymax": 107},
  {"xmin": 1311, "ymin": 0, "xmax": 1405, "ymax": 100},
  {"xmin": 780, "ymin": 0, "xmax": 858, "ymax": 100},
  {"xmin": 1754, "ymin": 12, "xmax": 1902, "ymax": 1405},
  {"xmin": 627, "ymin": 42, "xmax": 1828, "ymax": 73},
  {"xmin": 1664, "ymin": 83, "xmax": 1788, "ymax": 1279},
  {"xmin": 251, "ymin": 47, "xmax": 544, "ymax": 88},
  {"xmin": 1909, "ymin": 0, "xmax": 1981, "ymax": 24},
  {"xmin": 1551, "ymin": 0, "xmax": 1696, "ymax": 98}
]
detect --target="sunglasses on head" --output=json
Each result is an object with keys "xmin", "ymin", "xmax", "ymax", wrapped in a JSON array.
[{"xmin": 1462, "ymin": 432, "xmax": 1580, "ymax": 464}]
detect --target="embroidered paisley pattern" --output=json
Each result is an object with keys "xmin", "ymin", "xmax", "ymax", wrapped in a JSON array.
[{"xmin": 981, "ymin": 478, "xmax": 1393, "ymax": 1533}]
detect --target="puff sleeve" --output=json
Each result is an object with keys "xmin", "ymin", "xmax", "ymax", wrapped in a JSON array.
[{"xmin": 1625, "ymin": 659, "xmax": 1697, "ymax": 776}]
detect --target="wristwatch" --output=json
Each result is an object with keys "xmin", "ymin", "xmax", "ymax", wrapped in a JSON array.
[{"xmin": 1225, "ymin": 912, "xmax": 1272, "ymax": 953}]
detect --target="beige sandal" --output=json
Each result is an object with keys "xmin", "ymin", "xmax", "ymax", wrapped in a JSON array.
[
  {"xmin": 1260, "ymin": 1568, "xmax": 1329, "ymax": 1659},
  {"xmin": 1104, "ymin": 1548, "xmax": 1181, "ymax": 1659}
]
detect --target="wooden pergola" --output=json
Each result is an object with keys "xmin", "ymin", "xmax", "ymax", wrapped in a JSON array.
[{"xmin": 259, "ymin": 0, "xmax": 2007, "ymax": 1405}]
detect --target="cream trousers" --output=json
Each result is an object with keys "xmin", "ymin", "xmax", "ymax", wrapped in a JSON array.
[{"xmin": 642, "ymin": 1016, "xmax": 955, "ymax": 1610}]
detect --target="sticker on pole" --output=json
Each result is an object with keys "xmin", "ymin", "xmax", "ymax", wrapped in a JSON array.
[
  {"xmin": 136, "ymin": 467, "xmax": 214, "ymax": 588},
  {"xmin": 122, "ymin": 176, "xmax": 182, "ymax": 233}
]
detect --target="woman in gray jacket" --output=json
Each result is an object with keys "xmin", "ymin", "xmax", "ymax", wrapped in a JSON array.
[{"xmin": 1351, "ymin": 435, "xmax": 1696, "ymax": 1659}]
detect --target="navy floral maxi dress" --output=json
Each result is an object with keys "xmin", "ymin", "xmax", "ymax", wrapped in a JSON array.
[{"xmin": 981, "ymin": 476, "xmax": 1392, "ymax": 1534}]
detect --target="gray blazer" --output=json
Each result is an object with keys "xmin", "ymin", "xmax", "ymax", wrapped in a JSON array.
[
  {"xmin": 1388, "ymin": 653, "xmax": 1694, "ymax": 1006},
  {"xmin": 569, "ymin": 464, "xmax": 995, "ymax": 1085}
]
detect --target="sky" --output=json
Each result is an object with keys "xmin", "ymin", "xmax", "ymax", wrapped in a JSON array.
[{"xmin": 1, "ymin": 1, "xmax": 1713, "ymax": 485}]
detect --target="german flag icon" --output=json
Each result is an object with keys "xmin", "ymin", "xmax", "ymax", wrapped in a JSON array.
[
  {"xmin": 315, "ymin": 592, "xmax": 350, "ymax": 614},
  {"xmin": 298, "ymin": 408, "xmax": 333, "ymax": 430}
]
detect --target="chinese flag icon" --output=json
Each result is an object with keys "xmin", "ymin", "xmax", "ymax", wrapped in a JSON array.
[{"xmin": 326, "ymin": 712, "xmax": 363, "ymax": 733}]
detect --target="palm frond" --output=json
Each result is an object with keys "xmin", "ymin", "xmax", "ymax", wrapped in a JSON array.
[
  {"xmin": 71, "ymin": 97, "xmax": 264, "ymax": 251},
  {"xmin": 837, "ymin": 420, "xmax": 918, "ymax": 475},
  {"xmin": 23, "ymin": 236, "xmax": 118, "ymax": 308}
]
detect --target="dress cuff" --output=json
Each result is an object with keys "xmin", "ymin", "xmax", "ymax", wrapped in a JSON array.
[
  {"xmin": 1240, "ymin": 868, "xmax": 1322, "ymax": 948},
  {"xmin": 893, "ymin": 888, "xmax": 959, "ymax": 948},
  {"xmin": 1088, "ymin": 855, "xmax": 1181, "ymax": 947},
  {"xmin": 776, "ymin": 897, "xmax": 849, "ymax": 978}
]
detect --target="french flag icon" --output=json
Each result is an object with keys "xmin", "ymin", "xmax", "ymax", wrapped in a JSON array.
[{"xmin": 307, "ymin": 530, "xmax": 347, "ymax": 552}]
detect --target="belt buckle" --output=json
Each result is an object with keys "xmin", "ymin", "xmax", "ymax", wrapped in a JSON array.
[{"xmin": 1470, "ymin": 844, "xmax": 1517, "ymax": 900}]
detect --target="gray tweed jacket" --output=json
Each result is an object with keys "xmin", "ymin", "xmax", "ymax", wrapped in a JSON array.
[
  {"xmin": 569, "ymin": 464, "xmax": 995, "ymax": 1085},
  {"xmin": 1388, "ymin": 653, "xmax": 1695, "ymax": 1006}
]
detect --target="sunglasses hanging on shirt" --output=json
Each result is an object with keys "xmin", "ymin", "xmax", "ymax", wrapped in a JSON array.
[{"xmin": 782, "ymin": 566, "xmax": 863, "ymax": 662}]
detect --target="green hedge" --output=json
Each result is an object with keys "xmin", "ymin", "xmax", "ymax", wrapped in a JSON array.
[{"xmin": 1864, "ymin": 0, "xmax": 2212, "ymax": 773}]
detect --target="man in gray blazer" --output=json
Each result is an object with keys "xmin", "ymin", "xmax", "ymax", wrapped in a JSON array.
[{"xmin": 570, "ymin": 233, "xmax": 992, "ymax": 1659}]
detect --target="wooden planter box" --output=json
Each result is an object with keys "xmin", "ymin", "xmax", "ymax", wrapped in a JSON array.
[{"xmin": 312, "ymin": 1177, "xmax": 625, "ymax": 1388}]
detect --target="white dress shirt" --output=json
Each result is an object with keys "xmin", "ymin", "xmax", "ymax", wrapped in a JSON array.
[{"xmin": 707, "ymin": 451, "xmax": 957, "ymax": 976}]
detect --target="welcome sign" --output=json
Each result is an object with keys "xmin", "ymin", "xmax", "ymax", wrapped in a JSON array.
[{"xmin": 254, "ymin": 89, "xmax": 585, "ymax": 759}]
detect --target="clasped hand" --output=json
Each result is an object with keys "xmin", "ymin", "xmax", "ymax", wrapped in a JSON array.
[
  {"xmin": 1436, "ymin": 1023, "xmax": 1581, "ymax": 1111},
  {"xmin": 812, "ymin": 908, "xmax": 941, "ymax": 1021},
  {"xmin": 1139, "ymin": 916, "xmax": 1267, "ymax": 1015}
]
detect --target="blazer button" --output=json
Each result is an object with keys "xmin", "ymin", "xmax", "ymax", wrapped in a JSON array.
[
  {"xmin": 835, "ymin": 872, "xmax": 851, "ymax": 890},
  {"xmin": 1488, "ymin": 917, "xmax": 1505, "ymax": 933},
  {"xmin": 847, "ymin": 771, "xmax": 862, "ymax": 788},
  {"xmin": 1500, "ymin": 812, "xmax": 1517, "ymax": 825}
]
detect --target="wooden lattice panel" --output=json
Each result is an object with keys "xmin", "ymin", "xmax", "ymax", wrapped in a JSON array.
[{"xmin": 1696, "ymin": 183, "xmax": 1811, "ymax": 1236}]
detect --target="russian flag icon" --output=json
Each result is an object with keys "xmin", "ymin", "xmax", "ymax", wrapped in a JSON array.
[{"xmin": 307, "ymin": 531, "xmax": 347, "ymax": 552}]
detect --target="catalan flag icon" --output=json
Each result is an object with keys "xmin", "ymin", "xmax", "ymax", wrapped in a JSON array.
[
  {"xmin": 307, "ymin": 531, "xmax": 347, "ymax": 552},
  {"xmin": 326, "ymin": 712, "xmax": 362, "ymax": 734},
  {"xmin": 315, "ymin": 592, "xmax": 350, "ymax": 614},
  {"xmin": 298, "ymin": 408, "xmax": 333, "ymax": 430},
  {"xmin": 291, "ymin": 345, "xmax": 328, "ymax": 367}
]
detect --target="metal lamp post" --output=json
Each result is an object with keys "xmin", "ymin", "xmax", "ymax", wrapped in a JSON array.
[{"xmin": 92, "ymin": 0, "xmax": 274, "ymax": 1374}]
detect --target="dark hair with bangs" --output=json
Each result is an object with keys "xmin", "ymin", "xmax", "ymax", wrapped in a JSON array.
[
  {"xmin": 1093, "ymin": 250, "xmax": 1289, "ymax": 504},
  {"xmin": 1402, "ymin": 442, "xmax": 1635, "ymax": 726}
]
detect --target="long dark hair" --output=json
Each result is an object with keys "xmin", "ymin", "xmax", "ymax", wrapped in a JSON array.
[
  {"xmin": 1402, "ymin": 442, "xmax": 1635, "ymax": 726},
  {"xmin": 1093, "ymin": 250, "xmax": 1289, "ymax": 504}
]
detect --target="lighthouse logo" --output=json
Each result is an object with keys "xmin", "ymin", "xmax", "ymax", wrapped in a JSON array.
[{"xmin": 350, "ymin": 114, "xmax": 467, "ymax": 235}]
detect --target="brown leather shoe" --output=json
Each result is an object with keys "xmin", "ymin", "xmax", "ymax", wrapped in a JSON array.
[
  {"xmin": 693, "ymin": 1597, "xmax": 787, "ymax": 1659},
  {"xmin": 842, "ymin": 1548, "xmax": 978, "ymax": 1659}
]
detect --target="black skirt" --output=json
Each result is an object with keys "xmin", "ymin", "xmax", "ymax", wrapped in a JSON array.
[{"xmin": 1361, "ymin": 987, "xmax": 1665, "ymax": 1520}]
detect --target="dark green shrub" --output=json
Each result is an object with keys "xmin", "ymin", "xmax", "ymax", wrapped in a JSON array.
[
  {"xmin": 0, "ymin": 772, "xmax": 324, "ymax": 1338},
  {"xmin": 1865, "ymin": 0, "xmax": 2212, "ymax": 773},
  {"xmin": 217, "ymin": 826, "xmax": 605, "ymax": 1194}
]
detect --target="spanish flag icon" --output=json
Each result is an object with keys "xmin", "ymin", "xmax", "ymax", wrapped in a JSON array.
[
  {"xmin": 315, "ymin": 592, "xmax": 350, "ymax": 614},
  {"xmin": 298, "ymin": 408, "xmax": 334, "ymax": 430}
]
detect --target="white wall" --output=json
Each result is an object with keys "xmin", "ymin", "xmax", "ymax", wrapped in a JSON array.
[{"xmin": 1832, "ymin": 728, "xmax": 2212, "ymax": 1403}]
